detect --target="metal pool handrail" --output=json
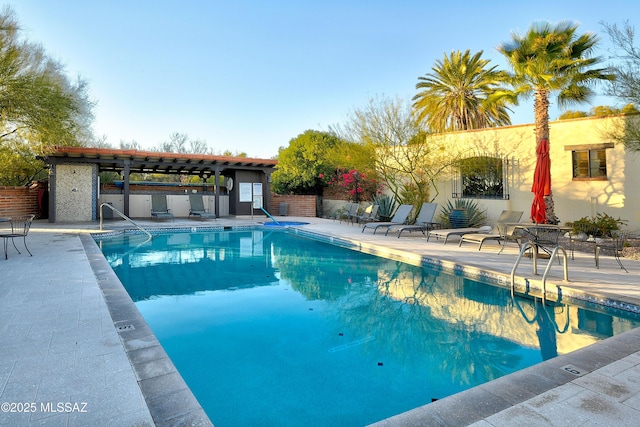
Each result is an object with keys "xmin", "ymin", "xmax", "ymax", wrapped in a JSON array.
[
  {"xmin": 510, "ymin": 241, "xmax": 568, "ymax": 304},
  {"xmin": 99, "ymin": 203, "xmax": 152, "ymax": 241},
  {"xmin": 259, "ymin": 206, "xmax": 280, "ymax": 225}
]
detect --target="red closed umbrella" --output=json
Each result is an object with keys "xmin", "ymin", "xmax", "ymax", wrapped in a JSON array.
[{"xmin": 531, "ymin": 139, "xmax": 551, "ymax": 224}]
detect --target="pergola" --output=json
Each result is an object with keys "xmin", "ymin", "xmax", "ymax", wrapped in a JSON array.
[{"xmin": 42, "ymin": 146, "xmax": 278, "ymax": 220}]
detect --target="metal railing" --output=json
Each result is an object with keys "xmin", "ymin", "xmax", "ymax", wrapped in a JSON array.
[
  {"xmin": 510, "ymin": 242, "xmax": 568, "ymax": 304},
  {"xmin": 99, "ymin": 203, "xmax": 152, "ymax": 241}
]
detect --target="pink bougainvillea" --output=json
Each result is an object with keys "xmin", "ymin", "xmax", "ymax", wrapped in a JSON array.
[{"xmin": 325, "ymin": 168, "xmax": 380, "ymax": 201}]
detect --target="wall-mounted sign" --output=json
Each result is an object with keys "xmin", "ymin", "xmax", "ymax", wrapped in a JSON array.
[{"xmin": 239, "ymin": 182, "xmax": 252, "ymax": 202}]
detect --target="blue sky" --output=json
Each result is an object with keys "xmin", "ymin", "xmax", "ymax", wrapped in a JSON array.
[{"xmin": 8, "ymin": 0, "xmax": 639, "ymax": 158}]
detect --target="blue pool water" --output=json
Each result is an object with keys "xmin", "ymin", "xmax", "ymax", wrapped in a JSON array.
[{"xmin": 98, "ymin": 229, "xmax": 640, "ymax": 426}]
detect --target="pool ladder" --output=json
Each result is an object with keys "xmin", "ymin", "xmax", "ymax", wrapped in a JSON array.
[
  {"xmin": 99, "ymin": 203, "xmax": 152, "ymax": 242},
  {"xmin": 510, "ymin": 242, "xmax": 569, "ymax": 303}
]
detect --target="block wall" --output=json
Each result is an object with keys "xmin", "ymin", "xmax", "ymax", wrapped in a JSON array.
[{"xmin": 269, "ymin": 194, "xmax": 317, "ymax": 217}]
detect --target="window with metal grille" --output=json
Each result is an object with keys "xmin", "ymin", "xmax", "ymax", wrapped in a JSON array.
[{"xmin": 452, "ymin": 155, "xmax": 510, "ymax": 200}]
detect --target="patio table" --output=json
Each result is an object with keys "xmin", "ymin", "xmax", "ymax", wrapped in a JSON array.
[
  {"xmin": 507, "ymin": 223, "xmax": 570, "ymax": 274},
  {"xmin": 0, "ymin": 217, "xmax": 12, "ymax": 259},
  {"xmin": 508, "ymin": 223, "xmax": 570, "ymax": 254}
]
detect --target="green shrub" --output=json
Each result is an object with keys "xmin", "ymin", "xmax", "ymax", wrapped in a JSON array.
[
  {"xmin": 566, "ymin": 213, "xmax": 627, "ymax": 237},
  {"xmin": 438, "ymin": 199, "xmax": 487, "ymax": 228}
]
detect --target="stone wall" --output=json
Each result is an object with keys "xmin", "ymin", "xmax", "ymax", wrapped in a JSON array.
[{"xmin": 55, "ymin": 164, "xmax": 95, "ymax": 221}]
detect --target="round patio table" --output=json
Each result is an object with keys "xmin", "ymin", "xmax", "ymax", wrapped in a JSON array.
[{"xmin": 0, "ymin": 217, "xmax": 13, "ymax": 259}]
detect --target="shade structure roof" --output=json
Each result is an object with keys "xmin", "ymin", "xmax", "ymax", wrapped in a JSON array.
[{"xmin": 43, "ymin": 146, "xmax": 278, "ymax": 176}]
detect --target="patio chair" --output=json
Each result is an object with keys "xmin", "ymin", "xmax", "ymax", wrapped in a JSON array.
[
  {"xmin": 352, "ymin": 204, "xmax": 378, "ymax": 225},
  {"xmin": 515, "ymin": 224, "xmax": 565, "ymax": 263},
  {"xmin": 362, "ymin": 204, "xmax": 414, "ymax": 235},
  {"xmin": 332, "ymin": 202, "xmax": 350, "ymax": 222},
  {"xmin": 385, "ymin": 202, "xmax": 440, "ymax": 238},
  {"xmin": 495, "ymin": 222, "xmax": 527, "ymax": 254},
  {"xmin": 0, "ymin": 214, "xmax": 35, "ymax": 259},
  {"xmin": 151, "ymin": 195, "xmax": 174, "ymax": 221},
  {"xmin": 595, "ymin": 230, "xmax": 630, "ymax": 273},
  {"xmin": 458, "ymin": 210, "xmax": 524, "ymax": 251},
  {"xmin": 339, "ymin": 202, "xmax": 359, "ymax": 224},
  {"xmin": 189, "ymin": 194, "xmax": 216, "ymax": 220}
]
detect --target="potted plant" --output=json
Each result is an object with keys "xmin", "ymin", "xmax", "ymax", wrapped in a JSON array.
[{"xmin": 439, "ymin": 199, "xmax": 487, "ymax": 229}]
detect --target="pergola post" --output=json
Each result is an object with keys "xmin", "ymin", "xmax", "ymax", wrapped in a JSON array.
[
  {"xmin": 48, "ymin": 159, "xmax": 57, "ymax": 223},
  {"xmin": 123, "ymin": 160, "xmax": 131, "ymax": 217},
  {"xmin": 214, "ymin": 167, "xmax": 221, "ymax": 218}
]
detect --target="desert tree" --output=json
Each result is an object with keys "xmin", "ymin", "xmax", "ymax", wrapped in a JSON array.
[
  {"xmin": 602, "ymin": 20, "xmax": 640, "ymax": 151},
  {"xmin": 332, "ymin": 95, "xmax": 458, "ymax": 208},
  {"xmin": 0, "ymin": 6, "xmax": 95, "ymax": 184}
]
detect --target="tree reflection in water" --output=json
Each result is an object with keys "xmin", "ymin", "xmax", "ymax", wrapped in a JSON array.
[
  {"xmin": 273, "ymin": 234, "xmax": 638, "ymax": 389},
  {"xmin": 100, "ymin": 230, "xmax": 640, "ymax": 424},
  {"xmin": 277, "ymin": 244, "xmax": 527, "ymax": 388}
]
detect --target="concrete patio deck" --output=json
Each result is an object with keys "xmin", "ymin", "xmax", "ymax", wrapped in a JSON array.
[{"xmin": 1, "ymin": 216, "xmax": 639, "ymax": 426}]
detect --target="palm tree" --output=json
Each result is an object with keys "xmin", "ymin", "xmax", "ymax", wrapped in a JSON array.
[
  {"xmin": 412, "ymin": 49, "xmax": 513, "ymax": 133},
  {"xmin": 498, "ymin": 21, "xmax": 615, "ymax": 223}
]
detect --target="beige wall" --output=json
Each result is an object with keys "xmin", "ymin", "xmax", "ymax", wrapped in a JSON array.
[
  {"xmin": 430, "ymin": 116, "xmax": 640, "ymax": 232},
  {"xmin": 55, "ymin": 164, "xmax": 95, "ymax": 221},
  {"xmin": 98, "ymin": 194, "xmax": 229, "ymax": 219}
]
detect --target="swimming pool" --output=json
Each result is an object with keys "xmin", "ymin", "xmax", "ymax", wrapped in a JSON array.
[{"xmin": 98, "ymin": 229, "xmax": 640, "ymax": 426}]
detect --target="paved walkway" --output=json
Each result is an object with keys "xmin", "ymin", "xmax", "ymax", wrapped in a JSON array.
[{"xmin": 0, "ymin": 216, "xmax": 639, "ymax": 426}]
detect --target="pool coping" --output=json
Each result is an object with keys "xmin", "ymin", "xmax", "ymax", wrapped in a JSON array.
[
  {"xmin": 86, "ymin": 225, "xmax": 640, "ymax": 426},
  {"xmin": 369, "ymin": 325, "xmax": 640, "ymax": 426},
  {"xmin": 80, "ymin": 234, "xmax": 214, "ymax": 427}
]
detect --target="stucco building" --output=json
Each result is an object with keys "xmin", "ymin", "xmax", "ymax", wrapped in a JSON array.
[{"xmin": 428, "ymin": 114, "xmax": 639, "ymax": 232}]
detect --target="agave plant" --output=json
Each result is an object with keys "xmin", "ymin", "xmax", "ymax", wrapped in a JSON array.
[
  {"xmin": 438, "ymin": 199, "xmax": 487, "ymax": 228},
  {"xmin": 373, "ymin": 195, "xmax": 398, "ymax": 222}
]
